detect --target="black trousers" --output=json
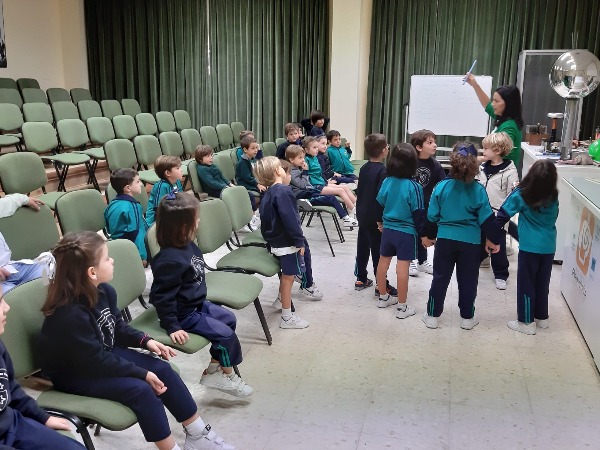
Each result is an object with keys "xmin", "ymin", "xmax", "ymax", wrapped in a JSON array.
[{"xmin": 355, "ymin": 221, "xmax": 381, "ymax": 281}]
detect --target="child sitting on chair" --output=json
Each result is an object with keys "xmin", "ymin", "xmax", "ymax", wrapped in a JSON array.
[
  {"xmin": 234, "ymin": 131, "xmax": 263, "ymax": 162},
  {"xmin": 194, "ymin": 145, "xmax": 234, "ymax": 198},
  {"xmin": 276, "ymin": 123, "xmax": 303, "ymax": 159},
  {"xmin": 235, "ymin": 136, "xmax": 265, "ymax": 226},
  {"xmin": 145, "ymin": 155, "xmax": 184, "ymax": 227},
  {"xmin": 316, "ymin": 135, "xmax": 357, "ymax": 188},
  {"xmin": 326, "ymin": 130, "xmax": 358, "ymax": 180}
]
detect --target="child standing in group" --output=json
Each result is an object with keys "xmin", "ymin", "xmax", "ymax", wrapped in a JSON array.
[
  {"xmin": 354, "ymin": 133, "xmax": 397, "ymax": 297},
  {"xmin": 235, "ymin": 131, "xmax": 263, "ymax": 162},
  {"xmin": 235, "ymin": 135, "xmax": 265, "ymax": 224},
  {"xmin": 195, "ymin": 145, "xmax": 234, "ymax": 198},
  {"xmin": 300, "ymin": 110, "xmax": 330, "ymax": 137},
  {"xmin": 145, "ymin": 155, "xmax": 184, "ymax": 227},
  {"xmin": 104, "ymin": 168, "xmax": 149, "ymax": 261},
  {"xmin": 150, "ymin": 193, "xmax": 253, "ymax": 397},
  {"xmin": 476, "ymin": 132, "xmax": 519, "ymax": 290},
  {"xmin": 276, "ymin": 123, "xmax": 303, "ymax": 159},
  {"xmin": 40, "ymin": 232, "xmax": 235, "ymax": 450},
  {"xmin": 422, "ymin": 143, "xmax": 502, "ymax": 330},
  {"xmin": 287, "ymin": 144, "xmax": 358, "ymax": 228},
  {"xmin": 316, "ymin": 135, "xmax": 357, "ymax": 188},
  {"xmin": 376, "ymin": 144, "xmax": 428, "ymax": 319},
  {"xmin": 326, "ymin": 130, "xmax": 358, "ymax": 180},
  {"xmin": 496, "ymin": 159, "xmax": 558, "ymax": 335},
  {"xmin": 254, "ymin": 157, "xmax": 313, "ymax": 329},
  {"xmin": 410, "ymin": 129, "xmax": 446, "ymax": 277}
]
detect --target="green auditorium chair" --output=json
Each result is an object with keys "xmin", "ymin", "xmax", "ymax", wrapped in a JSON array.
[
  {"xmin": 21, "ymin": 88, "xmax": 48, "ymax": 104},
  {"xmin": 101, "ymin": 100, "xmax": 123, "ymax": 120},
  {"xmin": 112, "ymin": 114, "xmax": 139, "ymax": 140},
  {"xmin": 46, "ymin": 87, "xmax": 71, "ymax": 104},
  {"xmin": 216, "ymin": 123, "xmax": 235, "ymax": 151},
  {"xmin": 135, "ymin": 112, "xmax": 158, "ymax": 137},
  {"xmin": 52, "ymin": 101, "xmax": 80, "ymax": 121},
  {"xmin": 78, "ymin": 100, "xmax": 103, "ymax": 122},
  {"xmin": 155, "ymin": 111, "xmax": 176, "ymax": 133},
  {"xmin": 55, "ymin": 189, "xmax": 107, "ymax": 235},
  {"xmin": 174, "ymin": 109, "xmax": 192, "ymax": 131},
  {"xmin": 230, "ymin": 121, "xmax": 245, "ymax": 145},
  {"xmin": 121, "ymin": 98, "xmax": 142, "ymax": 117},
  {"xmin": 0, "ymin": 88, "xmax": 23, "ymax": 108},
  {"xmin": 70, "ymin": 88, "xmax": 93, "ymax": 104},
  {"xmin": 23, "ymin": 103, "xmax": 53, "ymax": 123}
]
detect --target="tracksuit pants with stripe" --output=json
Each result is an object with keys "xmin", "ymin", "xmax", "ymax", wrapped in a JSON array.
[
  {"xmin": 426, "ymin": 238, "xmax": 480, "ymax": 319},
  {"xmin": 180, "ymin": 301, "xmax": 242, "ymax": 367},
  {"xmin": 516, "ymin": 250, "xmax": 553, "ymax": 324},
  {"xmin": 355, "ymin": 221, "xmax": 381, "ymax": 281}
]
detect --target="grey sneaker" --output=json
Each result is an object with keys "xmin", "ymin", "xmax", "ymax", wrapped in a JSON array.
[
  {"xmin": 460, "ymin": 315, "xmax": 480, "ymax": 330},
  {"xmin": 396, "ymin": 303, "xmax": 416, "ymax": 319},
  {"xmin": 418, "ymin": 261, "xmax": 434, "ymax": 274},
  {"xmin": 297, "ymin": 199, "xmax": 313, "ymax": 212},
  {"xmin": 507, "ymin": 320, "xmax": 536, "ymax": 335},
  {"xmin": 535, "ymin": 318, "xmax": 549, "ymax": 329},
  {"xmin": 377, "ymin": 294, "xmax": 398, "ymax": 308},
  {"xmin": 409, "ymin": 261, "xmax": 419, "ymax": 277},
  {"xmin": 200, "ymin": 369, "xmax": 253, "ymax": 397},
  {"xmin": 184, "ymin": 424, "xmax": 236, "ymax": 450},
  {"xmin": 495, "ymin": 279, "xmax": 507, "ymax": 290},
  {"xmin": 422, "ymin": 312, "xmax": 438, "ymax": 329},
  {"xmin": 280, "ymin": 313, "xmax": 309, "ymax": 329},
  {"xmin": 299, "ymin": 283, "xmax": 323, "ymax": 300}
]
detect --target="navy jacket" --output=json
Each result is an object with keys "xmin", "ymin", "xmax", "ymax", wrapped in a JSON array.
[
  {"xmin": 276, "ymin": 138, "xmax": 302, "ymax": 160},
  {"xmin": 235, "ymin": 156, "xmax": 258, "ymax": 192},
  {"xmin": 260, "ymin": 183, "xmax": 305, "ymax": 248},
  {"xmin": 300, "ymin": 117, "xmax": 330, "ymax": 137},
  {"xmin": 356, "ymin": 161, "xmax": 386, "ymax": 225},
  {"xmin": 316, "ymin": 152, "xmax": 335, "ymax": 180}
]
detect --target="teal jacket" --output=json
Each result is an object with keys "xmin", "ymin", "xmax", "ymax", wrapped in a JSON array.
[
  {"xmin": 305, "ymin": 154, "xmax": 326, "ymax": 186},
  {"xmin": 235, "ymin": 155, "xmax": 258, "ymax": 192},
  {"xmin": 497, "ymin": 188, "xmax": 558, "ymax": 254},
  {"xmin": 377, "ymin": 177, "xmax": 425, "ymax": 235},
  {"xmin": 428, "ymin": 178, "xmax": 495, "ymax": 245},
  {"xmin": 146, "ymin": 179, "xmax": 183, "ymax": 227},
  {"xmin": 105, "ymin": 195, "xmax": 148, "ymax": 260},
  {"xmin": 327, "ymin": 145, "xmax": 354, "ymax": 175},
  {"xmin": 196, "ymin": 163, "xmax": 229, "ymax": 197}
]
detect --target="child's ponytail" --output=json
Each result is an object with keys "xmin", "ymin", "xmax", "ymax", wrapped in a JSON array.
[{"xmin": 519, "ymin": 159, "xmax": 558, "ymax": 210}]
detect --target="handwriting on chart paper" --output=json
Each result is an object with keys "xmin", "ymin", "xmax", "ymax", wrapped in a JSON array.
[{"xmin": 408, "ymin": 75, "xmax": 493, "ymax": 137}]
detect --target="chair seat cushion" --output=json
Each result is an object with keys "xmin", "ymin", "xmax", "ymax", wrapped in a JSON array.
[
  {"xmin": 216, "ymin": 247, "xmax": 280, "ymax": 277},
  {"xmin": 130, "ymin": 307, "xmax": 210, "ymax": 353},
  {"xmin": 39, "ymin": 192, "xmax": 65, "ymax": 210},
  {"xmin": 206, "ymin": 272, "xmax": 262, "ymax": 309},
  {"xmin": 241, "ymin": 229, "xmax": 266, "ymax": 245},
  {"xmin": 0, "ymin": 135, "xmax": 20, "ymax": 146},
  {"xmin": 37, "ymin": 390, "xmax": 137, "ymax": 431},
  {"xmin": 312, "ymin": 205, "xmax": 338, "ymax": 215},
  {"xmin": 139, "ymin": 170, "xmax": 160, "ymax": 185},
  {"xmin": 76, "ymin": 147, "xmax": 105, "ymax": 160},
  {"xmin": 42, "ymin": 153, "xmax": 90, "ymax": 165}
]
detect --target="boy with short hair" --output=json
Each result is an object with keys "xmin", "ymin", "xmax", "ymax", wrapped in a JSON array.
[
  {"xmin": 145, "ymin": 155, "xmax": 184, "ymax": 227},
  {"xmin": 326, "ymin": 130, "xmax": 358, "ymax": 180},
  {"xmin": 235, "ymin": 130, "xmax": 263, "ymax": 162},
  {"xmin": 195, "ymin": 145, "xmax": 233, "ymax": 198},
  {"xmin": 354, "ymin": 134, "xmax": 397, "ymax": 296},
  {"xmin": 316, "ymin": 135, "xmax": 357, "ymax": 188},
  {"xmin": 410, "ymin": 129, "xmax": 446, "ymax": 276},
  {"xmin": 276, "ymin": 123, "xmax": 302, "ymax": 159},
  {"xmin": 300, "ymin": 110, "xmax": 330, "ymax": 137},
  {"xmin": 236, "ymin": 136, "xmax": 266, "ymax": 221},
  {"xmin": 254, "ymin": 156, "xmax": 312, "ymax": 329},
  {"xmin": 104, "ymin": 168, "xmax": 149, "ymax": 261}
]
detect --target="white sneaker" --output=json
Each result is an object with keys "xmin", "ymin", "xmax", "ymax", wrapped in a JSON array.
[
  {"xmin": 200, "ymin": 369, "xmax": 253, "ymax": 397},
  {"xmin": 377, "ymin": 294, "xmax": 398, "ymax": 308},
  {"xmin": 508, "ymin": 320, "xmax": 536, "ymax": 335},
  {"xmin": 249, "ymin": 215, "xmax": 261, "ymax": 228},
  {"xmin": 342, "ymin": 215, "xmax": 359, "ymax": 227},
  {"xmin": 184, "ymin": 424, "xmax": 236, "ymax": 450},
  {"xmin": 506, "ymin": 246, "xmax": 515, "ymax": 256},
  {"xmin": 422, "ymin": 312, "xmax": 438, "ymax": 329},
  {"xmin": 495, "ymin": 279, "xmax": 507, "ymax": 290},
  {"xmin": 480, "ymin": 257, "xmax": 491, "ymax": 268},
  {"xmin": 409, "ymin": 261, "xmax": 419, "ymax": 277},
  {"xmin": 396, "ymin": 303, "xmax": 416, "ymax": 319},
  {"xmin": 280, "ymin": 313, "xmax": 309, "ymax": 329},
  {"xmin": 299, "ymin": 283, "xmax": 323, "ymax": 300},
  {"xmin": 297, "ymin": 199, "xmax": 313, "ymax": 212},
  {"xmin": 272, "ymin": 294, "xmax": 282, "ymax": 309},
  {"xmin": 535, "ymin": 318, "xmax": 549, "ymax": 329},
  {"xmin": 418, "ymin": 261, "xmax": 434, "ymax": 275},
  {"xmin": 342, "ymin": 182, "xmax": 358, "ymax": 191},
  {"xmin": 460, "ymin": 315, "xmax": 480, "ymax": 330},
  {"xmin": 349, "ymin": 207, "xmax": 357, "ymax": 219}
]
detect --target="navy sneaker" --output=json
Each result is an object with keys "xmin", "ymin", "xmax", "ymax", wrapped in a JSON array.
[
  {"xmin": 354, "ymin": 278, "xmax": 373, "ymax": 291},
  {"xmin": 375, "ymin": 282, "xmax": 398, "ymax": 298}
]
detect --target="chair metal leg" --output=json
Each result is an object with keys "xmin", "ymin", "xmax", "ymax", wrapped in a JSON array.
[
  {"xmin": 42, "ymin": 409, "xmax": 95, "ymax": 450},
  {"xmin": 318, "ymin": 212, "xmax": 335, "ymax": 257},
  {"xmin": 332, "ymin": 215, "xmax": 345, "ymax": 243},
  {"xmin": 86, "ymin": 161, "xmax": 100, "ymax": 191},
  {"xmin": 253, "ymin": 298, "xmax": 272, "ymax": 345},
  {"xmin": 306, "ymin": 211, "xmax": 315, "ymax": 227},
  {"xmin": 54, "ymin": 162, "xmax": 69, "ymax": 191},
  {"xmin": 94, "ymin": 424, "xmax": 102, "ymax": 436}
]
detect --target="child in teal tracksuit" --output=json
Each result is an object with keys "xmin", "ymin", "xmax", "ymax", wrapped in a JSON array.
[
  {"xmin": 105, "ymin": 168, "xmax": 148, "ymax": 261},
  {"xmin": 145, "ymin": 156, "xmax": 184, "ymax": 227},
  {"xmin": 326, "ymin": 130, "xmax": 358, "ymax": 180},
  {"xmin": 195, "ymin": 145, "xmax": 233, "ymax": 198}
]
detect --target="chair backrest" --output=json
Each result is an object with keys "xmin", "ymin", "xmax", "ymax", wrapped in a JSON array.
[
  {"xmin": 145, "ymin": 224, "xmax": 160, "ymax": 259},
  {"xmin": 0, "ymin": 103, "xmax": 24, "ymax": 132},
  {"xmin": 78, "ymin": 99, "xmax": 103, "ymax": 121},
  {"xmin": 3, "ymin": 279, "xmax": 48, "ymax": 378},
  {"xmin": 261, "ymin": 141, "xmax": 277, "ymax": 157},
  {"xmin": 158, "ymin": 131, "xmax": 184, "ymax": 157},
  {"xmin": 195, "ymin": 198, "xmax": 233, "ymax": 254},
  {"xmin": 55, "ymin": 189, "xmax": 107, "ymax": 234},
  {"xmin": 0, "ymin": 77, "xmax": 17, "ymax": 90},
  {"xmin": 70, "ymin": 88, "xmax": 92, "ymax": 104},
  {"xmin": 46, "ymin": 87, "xmax": 71, "ymax": 104},
  {"xmin": 133, "ymin": 135, "xmax": 162, "ymax": 166},
  {"xmin": 51, "ymin": 101, "xmax": 79, "ymax": 121},
  {"xmin": 101, "ymin": 100, "xmax": 124, "ymax": 119},
  {"xmin": 275, "ymin": 137, "xmax": 287, "ymax": 146},
  {"xmin": 135, "ymin": 112, "xmax": 158, "ymax": 136},
  {"xmin": 104, "ymin": 138, "xmax": 137, "ymax": 171},
  {"xmin": 212, "ymin": 151, "xmax": 235, "ymax": 183},
  {"xmin": 199, "ymin": 126, "xmax": 220, "ymax": 150},
  {"xmin": 113, "ymin": 114, "xmax": 139, "ymax": 140},
  {"xmin": 21, "ymin": 122, "xmax": 58, "ymax": 153},
  {"xmin": 0, "ymin": 88, "xmax": 23, "ymax": 108},
  {"xmin": 187, "ymin": 160, "xmax": 205, "ymax": 198},
  {"xmin": 230, "ymin": 122, "xmax": 245, "ymax": 145},
  {"xmin": 121, "ymin": 98, "xmax": 142, "ymax": 117},
  {"xmin": 216, "ymin": 124, "xmax": 234, "ymax": 150},
  {"xmin": 0, "ymin": 204, "xmax": 59, "ymax": 260},
  {"xmin": 181, "ymin": 128, "xmax": 202, "ymax": 159},
  {"xmin": 22, "ymin": 103, "xmax": 54, "ymax": 123},
  {"xmin": 87, "ymin": 116, "xmax": 115, "ymax": 145},
  {"xmin": 155, "ymin": 111, "xmax": 176, "ymax": 133},
  {"xmin": 173, "ymin": 110, "xmax": 192, "ymax": 131},
  {"xmin": 107, "ymin": 239, "xmax": 146, "ymax": 311},
  {"xmin": 0, "ymin": 152, "xmax": 48, "ymax": 194},
  {"xmin": 106, "ymin": 183, "xmax": 149, "ymax": 213},
  {"xmin": 17, "ymin": 78, "xmax": 40, "ymax": 91},
  {"xmin": 56, "ymin": 119, "xmax": 90, "ymax": 149},
  {"xmin": 21, "ymin": 88, "xmax": 48, "ymax": 104},
  {"xmin": 220, "ymin": 185, "xmax": 254, "ymax": 231}
]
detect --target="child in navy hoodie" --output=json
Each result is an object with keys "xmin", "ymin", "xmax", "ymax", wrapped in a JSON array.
[
  {"xmin": 300, "ymin": 110, "xmax": 330, "ymax": 137},
  {"xmin": 276, "ymin": 123, "xmax": 303, "ymax": 159}
]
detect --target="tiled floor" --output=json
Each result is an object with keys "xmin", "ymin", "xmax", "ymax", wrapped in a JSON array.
[{"xmin": 35, "ymin": 218, "xmax": 600, "ymax": 449}]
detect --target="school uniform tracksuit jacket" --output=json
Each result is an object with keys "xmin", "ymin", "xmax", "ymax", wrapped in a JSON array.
[
  {"xmin": 196, "ymin": 163, "xmax": 230, "ymax": 198},
  {"xmin": 104, "ymin": 194, "xmax": 148, "ymax": 260}
]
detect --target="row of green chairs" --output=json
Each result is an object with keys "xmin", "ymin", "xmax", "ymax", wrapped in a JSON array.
[
  {"xmin": 0, "ymin": 76, "xmax": 40, "ymax": 91},
  {"xmin": 0, "ymin": 86, "xmax": 93, "ymax": 108}
]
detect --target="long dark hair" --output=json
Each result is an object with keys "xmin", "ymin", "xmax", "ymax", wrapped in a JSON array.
[
  {"xmin": 156, "ymin": 192, "xmax": 199, "ymax": 248},
  {"xmin": 387, "ymin": 143, "xmax": 417, "ymax": 178},
  {"xmin": 43, "ymin": 232, "xmax": 106, "ymax": 315},
  {"xmin": 495, "ymin": 85, "xmax": 524, "ymax": 129},
  {"xmin": 519, "ymin": 159, "xmax": 558, "ymax": 211}
]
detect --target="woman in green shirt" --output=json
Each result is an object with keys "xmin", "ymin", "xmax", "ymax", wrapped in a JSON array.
[{"xmin": 466, "ymin": 74, "xmax": 524, "ymax": 168}]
